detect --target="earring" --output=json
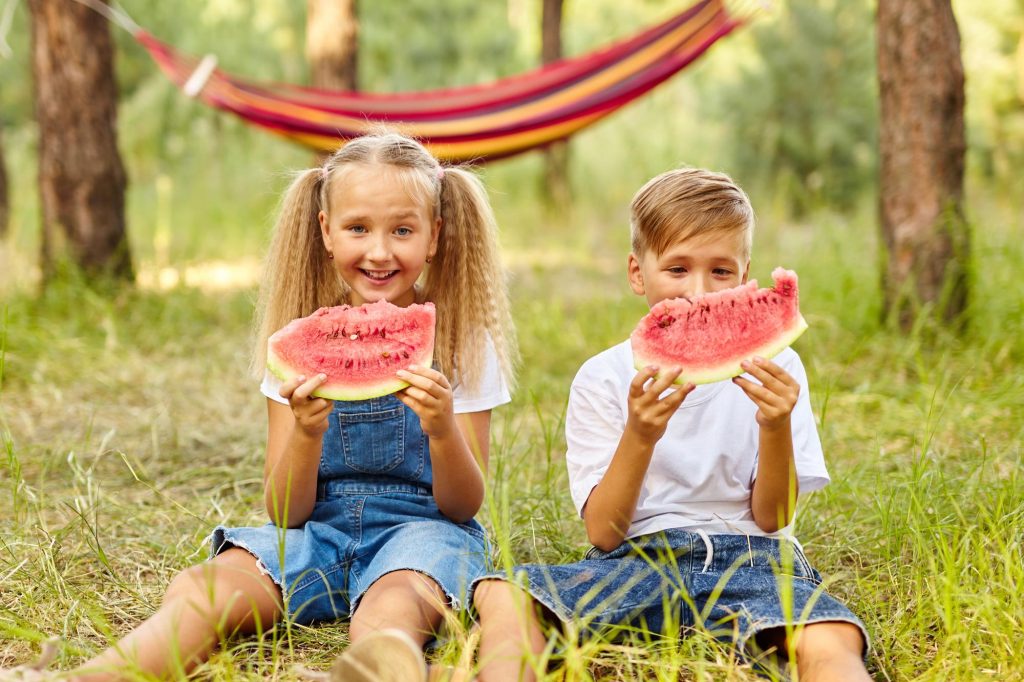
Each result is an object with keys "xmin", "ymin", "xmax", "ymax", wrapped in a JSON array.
[
  {"xmin": 328, "ymin": 252, "xmax": 334, "ymax": 260},
  {"xmin": 425, "ymin": 256, "xmax": 432, "ymax": 264}
]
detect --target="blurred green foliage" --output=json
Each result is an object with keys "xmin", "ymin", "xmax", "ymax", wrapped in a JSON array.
[{"xmin": 0, "ymin": 0, "xmax": 1021, "ymax": 250}]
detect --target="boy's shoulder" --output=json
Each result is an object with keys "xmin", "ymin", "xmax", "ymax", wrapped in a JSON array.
[{"xmin": 572, "ymin": 340, "xmax": 638, "ymax": 394}]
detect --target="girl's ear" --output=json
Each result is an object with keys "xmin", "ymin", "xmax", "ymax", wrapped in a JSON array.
[
  {"xmin": 627, "ymin": 252, "xmax": 645, "ymax": 296},
  {"xmin": 318, "ymin": 210, "xmax": 330, "ymax": 246},
  {"xmin": 428, "ymin": 217, "xmax": 442, "ymax": 261}
]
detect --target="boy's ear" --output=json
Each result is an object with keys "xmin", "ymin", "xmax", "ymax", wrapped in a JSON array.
[
  {"xmin": 741, "ymin": 259, "xmax": 751, "ymax": 284},
  {"xmin": 627, "ymin": 253, "xmax": 645, "ymax": 296}
]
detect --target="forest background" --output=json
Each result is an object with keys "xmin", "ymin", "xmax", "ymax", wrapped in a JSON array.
[{"xmin": 1, "ymin": 0, "xmax": 1022, "ymax": 680}]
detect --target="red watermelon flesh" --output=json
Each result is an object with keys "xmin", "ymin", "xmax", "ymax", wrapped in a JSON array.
[
  {"xmin": 267, "ymin": 300, "xmax": 435, "ymax": 401},
  {"xmin": 630, "ymin": 267, "xmax": 808, "ymax": 385}
]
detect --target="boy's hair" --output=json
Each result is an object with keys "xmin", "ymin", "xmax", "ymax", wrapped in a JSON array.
[
  {"xmin": 252, "ymin": 131, "xmax": 517, "ymax": 393},
  {"xmin": 630, "ymin": 168, "xmax": 753, "ymax": 259}
]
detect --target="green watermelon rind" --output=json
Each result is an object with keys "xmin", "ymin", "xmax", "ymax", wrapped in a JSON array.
[
  {"xmin": 632, "ymin": 314, "xmax": 808, "ymax": 386},
  {"xmin": 267, "ymin": 343, "xmax": 435, "ymax": 401}
]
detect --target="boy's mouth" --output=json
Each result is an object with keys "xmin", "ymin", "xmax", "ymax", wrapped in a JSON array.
[{"xmin": 360, "ymin": 269, "xmax": 398, "ymax": 282}]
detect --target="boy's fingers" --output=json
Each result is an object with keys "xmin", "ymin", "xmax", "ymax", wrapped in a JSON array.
[
  {"xmin": 740, "ymin": 361, "xmax": 786, "ymax": 395},
  {"xmin": 663, "ymin": 382, "xmax": 696, "ymax": 408},
  {"xmin": 733, "ymin": 376, "xmax": 777, "ymax": 408},
  {"xmin": 629, "ymin": 366, "xmax": 660, "ymax": 397},
  {"xmin": 749, "ymin": 357, "xmax": 799, "ymax": 388},
  {"xmin": 648, "ymin": 366, "xmax": 684, "ymax": 395}
]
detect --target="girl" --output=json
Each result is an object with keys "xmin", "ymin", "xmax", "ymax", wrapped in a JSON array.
[{"xmin": 71, "ymin": 132, "xmax": 516, "ymax": 681}]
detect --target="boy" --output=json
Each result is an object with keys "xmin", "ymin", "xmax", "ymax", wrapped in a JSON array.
[{"xmin": 471, "ymin": 169, "xmax": 870, "ymax": 681}]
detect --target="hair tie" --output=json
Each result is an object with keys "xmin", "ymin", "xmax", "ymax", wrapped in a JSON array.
[
  {"xmin": 436, "ymin": 167, "xmax": 445, "ymax": 181},
  {"xmin": 320, "ymin": 166, "xmax": 329, "ymax": 183}
]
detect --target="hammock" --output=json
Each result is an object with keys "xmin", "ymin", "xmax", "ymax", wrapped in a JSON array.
[{"xmin": 135, "ymin": 0, "xmax": 742, "ymax": 162}]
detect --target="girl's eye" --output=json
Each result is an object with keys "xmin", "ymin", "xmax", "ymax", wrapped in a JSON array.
[
  {"xmin": 395, "ymin": 226, "xmax": 412, "ymax": 236},
  {"xmin": 348, "ymin": 225, "xmax": 366, "ymax": 234}
]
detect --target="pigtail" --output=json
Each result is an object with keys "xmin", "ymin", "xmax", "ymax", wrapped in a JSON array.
[
  {"xmin": 423, "ymin": 167, "xmax": 518, "ymax": 393},
  {"xmin": 250, "ymin": 168, "xmax": 347, "ymax": 377}
]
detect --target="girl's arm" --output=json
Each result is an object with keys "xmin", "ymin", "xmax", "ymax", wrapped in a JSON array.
[
  {"xmin": 732, "ymin": 357, "xmax": 800, "ymax": 532},
  {"xmin": 582, "ymin": 367, "xmax": 695, "ymax": 552},
  {"xmin": 395, "ymin": 366, "xmax": 487, "ymax": 523},
  {"xmin": 263, "ymin": 374, "xmax": 334, "ymax": 528}
]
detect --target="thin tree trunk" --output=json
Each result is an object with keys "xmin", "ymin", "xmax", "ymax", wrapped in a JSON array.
[
  {"xmin": 542, "ymin": 0, "xmax": 570, "ymax": 209},
  {"xmin": 29, "ymin": 0, "xmax": 130, "ymax": 283},
  {"xmin": 307, "ymin": 0, "xmax": 358, "ymax": 161},
  {"xmin": 877, "ymin": 0, "xmax": 967, "ymax": 329},
  {"xmin": 0, "ymin": 128, "xmax": 8, "ymax": 238}
]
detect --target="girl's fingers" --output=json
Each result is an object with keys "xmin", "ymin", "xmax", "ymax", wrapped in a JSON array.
[
  {"xmin": 401, "ymin": 365, "xmax": 451, "ymax": 390},
  {"xmin": 398, "ymin": 385, "xmax": 435, "ymax": 406},
  {"xmin": 396, "ymin": 368, "xmax": 447, "ymax": 398}
]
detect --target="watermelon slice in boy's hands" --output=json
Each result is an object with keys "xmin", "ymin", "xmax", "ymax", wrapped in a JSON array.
[
  {"xmin": 630, "ymin": 267, "xmax": 808, "ymax": 386},
  {"xmin": 268, "ymin": 299, "xmax": 436, "ymax": 401}
]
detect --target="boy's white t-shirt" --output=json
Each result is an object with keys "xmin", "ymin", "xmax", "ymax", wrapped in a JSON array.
[
  {"xmin": 260, "ymin": 338, "xmax": 511, "ymax": 413},
  {"xmin": 566, "ymin": 341, "xmax": 829, "ymax": 539}
]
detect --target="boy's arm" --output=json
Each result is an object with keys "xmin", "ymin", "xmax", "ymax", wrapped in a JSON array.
[
  {"xmin": 582, "ymin": 366, "xmax": 695, "ymax": 552},
  {"xmin": 733, "ymin": 357, "xmax": 801, "ymax": 532}
]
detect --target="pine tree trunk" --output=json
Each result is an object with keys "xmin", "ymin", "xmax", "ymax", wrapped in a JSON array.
[
  {"xmin": 307, "ymin": 0, "xmax": 358, "ymax": 161},
  {"xmin": 542, "ymin": 0, "xmax": 570, "ymax": 209},
  {"xmin": 29, "ymin": 0, "xmax": 131, "ymax": 283},
  {"xmin": 877, "ymin": 0, "xmax": 967, "ymax": 329},
  {"xmin": 0, "ymin": 128, "xmax": 8, "ymax": 238}
]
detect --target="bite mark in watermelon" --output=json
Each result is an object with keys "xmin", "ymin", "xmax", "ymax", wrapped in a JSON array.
[
  {"xmin": 630, "ymin": 267, "xmax": 808, "ymax": 385},
  {"xmin": 267, "ymin": 299, "xmax": 436, "ymax": 401}
]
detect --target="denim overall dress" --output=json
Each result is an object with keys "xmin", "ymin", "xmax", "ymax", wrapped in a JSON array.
[{"xmin": 210, "ymin": 393, "xmax": 490, "ymax": 624}]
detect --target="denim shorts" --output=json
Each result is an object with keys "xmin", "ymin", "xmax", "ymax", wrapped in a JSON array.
[
  {"xmin": 211, "ymin": 479, "xmax": 489, "ymax": 624},
  {"xmin": 472, "ymin": 529, "xmax": 868, "ymax": 658}
]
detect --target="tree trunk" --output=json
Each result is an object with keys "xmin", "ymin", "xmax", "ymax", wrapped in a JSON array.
[
  {"xmin": 0, "ymin": 128, "xmax": 8, "ymax": 238},
  {"xmin": 29, "ymin": 0, "xmax": 130, "ymax": 283},
  {"xmin": 877, "ymin": 0, "xmax": 967, "ymax": 329},
  {"xmin": 542, "ymin": 0, "xmax": 571, "ymax": 209},
  {"xmin": 307, "ymin": 0, "xmax": 358, "ymax": 160}
]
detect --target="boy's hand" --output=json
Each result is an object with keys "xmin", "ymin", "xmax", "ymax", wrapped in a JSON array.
[
  {"xmin": 626, "ymin": 366, "xmax": 696, "ymax": 443},
  {"xmin": 395, "ymin": 365, "xmax": 456, "ymax": 440},
  {"xmin": 732, "ymin": 357, "xmax": 799, "ymax": 431},
  {"xmin": 279, "ymin": 374, "xmax": 335, "ymax": 437}
]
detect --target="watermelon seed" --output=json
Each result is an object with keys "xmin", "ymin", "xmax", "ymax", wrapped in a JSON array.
[
  {"xmin": 402, "ymin": 351, "xmax": 410, "ymax": 359},
  {"xmin": 345, "ymin": 359, "xmax": 353, "ymax": 369},
  {"xmin": 381, "ymin": 351, "xmax": 390, "ymax": 358},
  {"xmin": 350, "ymin": 333, "xmax": 359, "ymax": 340}
]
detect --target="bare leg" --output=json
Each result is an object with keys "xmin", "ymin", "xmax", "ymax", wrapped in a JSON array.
[
  {"xmin": 793, "ymin": 621, "xmax": 870, "ymax": 682},
  {"xmin": 473, "ymin": 580, "xmax": 547, "ymax": 682},
  {"xmin": 74, "ymin": 548, "xmax": 283, "ymax": 681},
  {"xmin": 348, "ymin": 570, "xmax": 450, "ymax": 647}
]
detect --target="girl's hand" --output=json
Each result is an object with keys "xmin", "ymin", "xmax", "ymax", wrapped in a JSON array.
[
  {"xmin": 279, "ymin": 374, "xmax": 334, "ymax": 437},
  {"xmin": 732, "ymin": 357, "xmax": 800, "ymax": 431},
  {"xmin": 625, "ymin": 366, "xmax": 696, "ymax": 444},
  {"xmin": 395, "ymin": 365, "xmax": 456, "ymax": 440}
]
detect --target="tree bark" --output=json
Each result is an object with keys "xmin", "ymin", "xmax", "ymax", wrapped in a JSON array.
[
  {"xmin": 306, "ymin": 0, "xmax": 358, "ymax": 91},
  {"xmin": 29, "ymin": 0, "xmax": 130, "ymax": 283},
  {"xmin": 0, "ymin": 128, "xmax": 8, "ymax": 238},
  {"xmin": 307, "ymin": 0, "xmax": 358, "ymax": 161},
  {"xmin": 877, "ymin": 0, "xmax": 967, "ymax": 329},
  {"xmin": 542, "ymin": 0, "xmax": 570, "ymax": 209}
]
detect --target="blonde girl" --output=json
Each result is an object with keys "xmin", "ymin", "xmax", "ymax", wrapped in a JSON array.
[{"xmin": 67, "ymin": 132, "xmax": 516, "ymax": 682}]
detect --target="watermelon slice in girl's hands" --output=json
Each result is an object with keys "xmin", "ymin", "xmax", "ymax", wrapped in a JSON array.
[
  {"xmin": 268, "ymin": 300, "xmax": 435, "ymax": 401},
  {"xmin": 630, "ymin": 267, "xmax": 808, "ymax": 385}
]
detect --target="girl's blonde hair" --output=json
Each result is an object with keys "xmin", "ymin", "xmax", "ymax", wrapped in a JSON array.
[{"xmin": 252, "ymin": 132, "xmax": 517, "ymax": 393}]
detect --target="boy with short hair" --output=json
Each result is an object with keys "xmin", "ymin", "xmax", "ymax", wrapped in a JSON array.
[{"xmin": 471, "ymin": 168, "xmax": 870, "ymax": 681}]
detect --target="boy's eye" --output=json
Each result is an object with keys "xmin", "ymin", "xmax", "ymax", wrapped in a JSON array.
[
  {"xmin": 667, "ymin": 266, "xmax": 687, "ymax": 274},
  {"xmin": 713, "ymin": 268, "xmax": 733, "ymax": 276}
]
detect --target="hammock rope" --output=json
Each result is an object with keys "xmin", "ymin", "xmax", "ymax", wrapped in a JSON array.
[{"xmin": 92, "ymin": 0, "xmax": 747, "ymax": 161}]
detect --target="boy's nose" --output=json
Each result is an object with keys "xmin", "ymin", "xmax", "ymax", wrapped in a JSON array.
[{"xmin": 688, "ymin": 276, "xmax": 710, "ymax": 298}]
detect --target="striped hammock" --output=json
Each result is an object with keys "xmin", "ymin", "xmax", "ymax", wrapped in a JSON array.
[{"xmin": 137, "ymin": 0, "xmax": 741, "ymax": 162}]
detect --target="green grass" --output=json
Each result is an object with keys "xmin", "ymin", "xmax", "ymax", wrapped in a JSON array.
[{"xmin": 1, "ymin": 185, "xmax": 1022, "ymax": 680}]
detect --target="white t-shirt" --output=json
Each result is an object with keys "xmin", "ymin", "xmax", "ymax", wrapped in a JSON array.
[
  {"xmin": 260, "ymin": 338, "xmax": 511, "ymax": 413},
  {"xmin": 565, "ymin": 341, "xmax": 829, "ymax": 539}
]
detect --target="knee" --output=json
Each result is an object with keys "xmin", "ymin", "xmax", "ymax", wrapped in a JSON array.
[
  {"xmin": 164, "ymin": 564, "xmax": 208, "ymax": 605},
  {"xmin": 473, "ymin": 580, "xmax": 524, "ymax": 618},
  {"xmin": 795, "ymin": 621, "xmax": 865, "ymax": 663}
]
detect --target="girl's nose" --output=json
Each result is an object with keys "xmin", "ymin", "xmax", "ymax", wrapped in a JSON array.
[{"xmin": 367, "ymin": 236, "xmax": 390, "ymax": 261}]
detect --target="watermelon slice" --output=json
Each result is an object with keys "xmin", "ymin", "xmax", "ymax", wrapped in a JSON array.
[
  {"xmin": 630, "ymin": 267, "xmax": 808, "ymax": 385},
  {"xmin": 267, "ymin": 300, "xmax": 436, "ymax": 401}
]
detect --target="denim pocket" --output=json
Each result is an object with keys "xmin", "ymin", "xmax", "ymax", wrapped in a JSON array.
[{"xmin": 337, "ymin": 407, "xmax": 406, "ymax": 474}]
